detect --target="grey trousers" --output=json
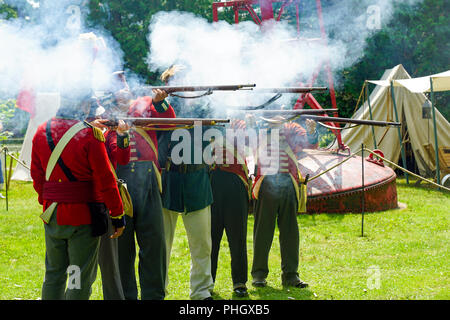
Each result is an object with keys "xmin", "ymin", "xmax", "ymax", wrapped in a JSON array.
[
  {"xmin": 98, "ymin": 219, "xmax": 125, "ymax": 300},
  {"xmin": 251, "ymin": 174, "xmax": 301, "ymax": 285},
  {"xmin": 163, "ymin": 206, "xmax": 214, "ymax": 300},
  {"xmin": 42, "ymin": 211, "xmax": 100, "ymax": 300}
]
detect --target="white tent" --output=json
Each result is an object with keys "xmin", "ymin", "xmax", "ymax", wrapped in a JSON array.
[
  {"xmin": 11, "ymin": 93, "xmax": 60, "ymax": 181},
  {"xmin": 369, "ymin": 69, "xmax": 450, "ymax": 93},
  {"xmin": 331, "ymin": 64, "xmax": 450, "ymax": 177}
]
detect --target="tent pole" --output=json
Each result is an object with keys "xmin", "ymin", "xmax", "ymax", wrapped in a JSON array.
[
  {"xmin": 361, "ymin": 144, "xmax": 365, "ymax": 237},
  {"xmin": 390, "ymin": 81, "xmax": 409, "ymax": 184},
  {"xmin": 366, "ymin": 82, "xmax": 378, "ymax": 149},
  {"xmin": 430, "ymin": 78, "xmax": 440, "ymax": 186}
]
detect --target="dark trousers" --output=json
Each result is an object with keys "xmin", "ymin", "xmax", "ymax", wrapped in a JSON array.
[
  {"xmin": 251, "ymin": 173, "xmax": 301, "ymax": 284},
  {"xmin": 210, "ymin": 169, "xmax": 248, "ymax": 289},
  {"xmin": 116, "ymin": 161, "xmax": 167, "ymax": 300},
  {"xmin": 98, "ymin": 219, "xmax": 125, "ymax": 300}
]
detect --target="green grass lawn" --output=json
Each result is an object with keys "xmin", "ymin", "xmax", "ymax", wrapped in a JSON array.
[{"xmin": 0, "ymin": 178, "xmax": 448, "ymax": 300}]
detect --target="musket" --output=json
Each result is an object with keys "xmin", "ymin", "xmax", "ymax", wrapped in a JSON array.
[
  {"xmin": 134, "ymin": 84, "xmax": 256, "ymax": 97},
  {"xmin": 104, "ymin": 117, "xmax": 230, "ymax": 128},
  {"xmin": 244, "ymin": 108, "xmax": 339, "ymax": 114},
  {"xmin": 253, "ymin": 87, "xmax": 328, "ymax": 93},
  {"xmin": 262, "ymin": 114, "xmax": 400, "ymax": 127},
  {"xmin": 302, "ymin": 115, "xmax": 400, "ymax": 127}
]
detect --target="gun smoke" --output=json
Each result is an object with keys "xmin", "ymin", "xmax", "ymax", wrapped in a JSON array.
[
  {"xmin": 0, "ymin": 0, "xmax": 124, "ymax": 101},
  {"xmin": 146, "ymin": 0, "xmax": 424, "ymax": 115},
  {"xmin": 0, "ymin": 0, "xmax": 426, "ymax": 117}
]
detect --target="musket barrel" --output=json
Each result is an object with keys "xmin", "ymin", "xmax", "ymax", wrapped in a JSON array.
[
  {"xmin": 105, "ymin": 117, "xmax": 230, "ymax": 127},
  {"xmin": 301, "ymin": 115, "xmax": 401, "ymax": 127},
  {"xmin": 253, "ymin": 87, "xmax": 328, "ymax": 93},
  {"xmin": 137, "ymin": 84, "xmax": 256, "ymax": 93},
  {"xmin": 247, "ymin": 108, "xmax": 338, "ymax": 114}
]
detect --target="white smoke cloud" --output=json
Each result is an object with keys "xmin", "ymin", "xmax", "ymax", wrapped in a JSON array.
[
  {"xmin": 0, "ymin": 0, "xmax": 425, "ymax": 111},
  {"xmin": 318, "ymin": 0, "xmax": 424, "ymax": 69},
  {"xmin": 0, "ymin": 0, "xmax": 124, "ymax": 100},
  {"xmin": 147, "ymin": 11, "xmax": 343, "ymax": 111},
  {"xmin": 146, "ymin": 0, "xmax": 424, "ymax": 114}
]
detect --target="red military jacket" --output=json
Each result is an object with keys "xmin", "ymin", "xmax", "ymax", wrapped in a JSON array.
[
  {"xmin": 104, "ymin": 130, "xmax": 131, "ymax": 169},
  {"xmin": 127, "ymin": 96, "xmax": 176, "ymax": 164},
  {"xmin": 214, "ymin": 119, "xmax": 250, "ymax": 197},
  {"xmin": 31, "ymin": 118, "xmax": 124, "ymax": 226},
  {"xmin": 125, "ymin": 96, "xmax": 175, "ymax": 193},
  {"xmin": 252, "ymin": 122, "xmax": 318, "ymax": 212}
]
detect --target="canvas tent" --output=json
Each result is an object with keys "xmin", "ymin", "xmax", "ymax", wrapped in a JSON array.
[
  {"xmin": 370, "ymin": 69, "xmax": 450, "ymax": 93},
  {"xmin": 330, "ymin": 64, "xmax": 450, "ymax": 178},
  {"xmin": 11, "ymin": 93, "xmax": 60, "ymax": 181}
]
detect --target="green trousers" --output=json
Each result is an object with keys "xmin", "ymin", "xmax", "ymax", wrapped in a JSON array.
[
  {"xmin": 210, "ymin": 169, "xmax": 248, "ymax": 290},
  {"xmin": 116, "ymin": 161, "xmax": 167, "ymax": 300},
  {"xmin": 251, "ymin": 173, "xmax": 301, "ymax": 285},
  {"xmin": 42, "ymin": 210, "xmax": 100, "ymax": 300}
]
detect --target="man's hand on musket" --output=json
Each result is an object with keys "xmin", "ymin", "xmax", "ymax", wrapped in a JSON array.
[
  {"xmin": 110, "ymin": 226, "xmax": 125, "ymax": 239},
  {"xmin": 116, "ymin": 120, "xmax": 131, "ymax": 135},
  {"xmin": 90, "ymin": 118, "xmax": 109, "ymax": 129},
  {"xmin": 305, "ymin": 119, "xmax": 317, "ymax": 135},
  {"xmin": 152, "ymin": 88, "xmax": 168, "ymax": 103},
  {"xmin": 91, "ymin": 119, "xmax": 130, "ymax": 134}
]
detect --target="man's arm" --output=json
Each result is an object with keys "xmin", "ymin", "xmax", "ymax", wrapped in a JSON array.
[
  {"xmin": 152, "ymin": 89, "xmax": 176, "ymax": 119},
  {"xmin": 87, "ymin": 132, "xmax": 125, "ymax": 238},
  {"xmin": 87, "ymin": 133, "xmax": 124, "ymax": 217},
  {"xmin": 103, "ymin": 120, "xmax": 131, "ymax": 167},
  {"xmin": 115, "ymin": 131, "xmax": 131, "ymax": 166}
]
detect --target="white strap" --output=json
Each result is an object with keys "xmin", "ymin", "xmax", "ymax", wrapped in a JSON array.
[{"xmin": 45, "ymin": 121, "xmax": 88, "ymax": 181}]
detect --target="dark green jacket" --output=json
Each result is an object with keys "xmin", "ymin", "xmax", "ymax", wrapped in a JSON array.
[{"xmin": 158, "ymin": 128, "xmax": 213, "ymax": 213}]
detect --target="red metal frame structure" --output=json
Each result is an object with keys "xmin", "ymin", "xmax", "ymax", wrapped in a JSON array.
[{"xmin": 212, "ymin": 0, "xmax": 347, "ymax": 151}]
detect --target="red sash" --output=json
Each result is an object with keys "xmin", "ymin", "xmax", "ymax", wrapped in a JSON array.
[{"xmin": 43, "ymin": 181, "xmax": 103, "ymax": 203}]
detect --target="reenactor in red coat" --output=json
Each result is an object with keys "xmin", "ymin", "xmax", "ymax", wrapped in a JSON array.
[
  {"xmin": 31, "ymin": 93, "xmax": 125, "ymax": 300},
  {"xmin": 115, "ymin": 89, "xmax": 176, "ymax": 300},
  {"xmin": 89, "ymin": 72, "xmax": 132, "ymax": 300},
  {"xmin": 210, "ymin": 119, "xmax": 251, "ymax": 297}
]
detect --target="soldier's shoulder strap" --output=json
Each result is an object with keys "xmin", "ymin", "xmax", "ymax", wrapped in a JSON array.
[
  {"xmin": 45, "ymin": 121, "xmax": 89, "ymax": 181},
  {"xmin": 134, "ymin": 127, "xmax": 158, "ymax": 159}
]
